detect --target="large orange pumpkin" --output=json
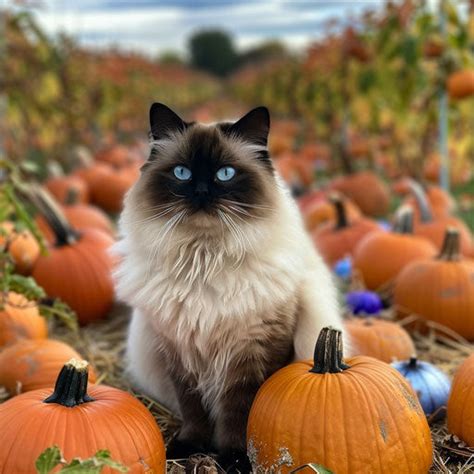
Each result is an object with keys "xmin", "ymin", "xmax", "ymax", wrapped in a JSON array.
[
  {"xmin": 345, "ymin": 318, "xmax": 415, "ymax": 363},
  {"xmin": 354, "ymin": 207, "xmax": 437, "ymax": 290},
  {"xmin": 330, "ymin": 171, "xmax": 390, "ymax": 217},
  {"xmin": 394, "ymin": 228, "xmax": 474, "ymax": 340},
  {"xmin": 0, "ymin": 292, "xmax": 47, "ymax": 349},
  {"xmin": 0, "ymin": 338, "xmax": 96, "ymax": 393},
  {"xmin": 448, "ymin": 354, "xmax": 474, "ymax": 446},
  {"xmin": 447, "ymin": 69, "xmax": 474, "ymax": 100},
  {"xmin": 0, "ymin": 221, "xmax": 40, "ymax": 274},
  {"xmin": 31, "ymin": 190, "xmax": 115, "ymax": 324},
  {"xmin": 0, "ymin": 359, "xmax": 166, "ymax": 473},
  {"xmin": 45, "ymin": 175, "xmax": 89, "ymax": 205},
  {"xmin": 247, "ymin": 327, "xmax": 432, "ymax": 473},
  {"xmin": 312, "ymin": 196, "xmax": 380, "ymax": 265}
]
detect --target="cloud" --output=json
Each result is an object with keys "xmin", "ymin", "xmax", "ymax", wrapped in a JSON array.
[{"xmin": 25, "ymin": 0, "xmax": 385, "ymax": 57}]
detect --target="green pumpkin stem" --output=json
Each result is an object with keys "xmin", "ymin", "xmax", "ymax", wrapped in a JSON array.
[
  {"xmin": 393, "ymin": 206, "xmax": 414, "ymax": 234},
  {"xmin": 438, "ymin": 228, "xmax": 461, "ymax": 261},
  {"xmin": 310, "ymin": 327, "xmax": 350, "ymax": 374},
  {"xmin": 406, "ymin": 179, "xmax": 433, "ymax": 223},
  {"xmin": 44, "ymin": 359, "xmax": 94, "ymax": 407},
  {"xmin": 330, "ymin": 195, "xmax": 349, "ymax": 230}
]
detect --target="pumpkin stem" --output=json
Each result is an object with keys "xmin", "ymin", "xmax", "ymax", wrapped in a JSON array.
[
  {"xmin": 30, "ymin": 185, "xmax": 80, "ymax": 246},
  {"xmin": 330, "ymin": 194, "xmax": 349, "ymax": 230},
  {"xmin": 44, "ymin": 358, "xmax": 94, "ymax": 407},
  {"xmin": 438, "ymin": 228, "xmax": 461, "ymax": 261},
  {"xmin": 393, "ymin": 206, "xmax": 414, "ymax": 234},
  {"xmin": 310, "ymin": 326, "xmax": 350, "ymax": 374},
  {"xmin": 406, "ymin": 179, "xmax": 433, "ymax": 223},
  {"xmin": 408, "ymin": 357, "xmax": 418, "ymax": 369}
]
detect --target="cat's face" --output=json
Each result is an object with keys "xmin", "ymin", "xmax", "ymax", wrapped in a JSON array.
[{"xmin": 136, "ymin": 103, "xmax": 276, "ymax": 231}]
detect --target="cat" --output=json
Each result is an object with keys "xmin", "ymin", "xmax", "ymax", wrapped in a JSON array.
[{"xmin": 113, "ymin": 103, "xmax": 344, "ymax": 471}]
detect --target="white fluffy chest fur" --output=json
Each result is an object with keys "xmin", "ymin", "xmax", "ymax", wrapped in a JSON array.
[{"xmin": 115, "ymin": 194, "xmax": 304, "ymax": 375}]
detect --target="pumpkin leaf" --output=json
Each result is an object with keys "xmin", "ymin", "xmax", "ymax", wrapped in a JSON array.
[
  {"xmin": 9, "ymin": 274, "xmax": 46, "ymax": 301},
  {"xmin": 35, "ymin": 447, "xmax": 128, "ymax": 474},
  {"xmin": 35, "ymin": 445, "xmax": 64, "ymax": 474},
  {"xmin": 59, "ymin": 450, "xmax": 128, "ymax": 473}
]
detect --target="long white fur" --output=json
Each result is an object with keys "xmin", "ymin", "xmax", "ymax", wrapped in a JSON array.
[{"xmin": 113, "ymin": 140, "xmax": 344, "ymax": 418}]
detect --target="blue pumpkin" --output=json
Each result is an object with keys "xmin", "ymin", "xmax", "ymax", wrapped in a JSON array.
[
  {"xmin": 392, "ymin": 357, "xmax": 451, "ymax": 419},
  {"xmin": 345, "ymin": 290, "xmax": 382, "ymax": 315}
]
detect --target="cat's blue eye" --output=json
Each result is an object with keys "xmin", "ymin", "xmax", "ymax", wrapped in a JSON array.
[
  {"xmin": 216, "ymin": 166, "xmax": 236, "ymax": 182},
  {"xmin": 173, "ymin": 166, "xmax": 192, "ymax": 181}
]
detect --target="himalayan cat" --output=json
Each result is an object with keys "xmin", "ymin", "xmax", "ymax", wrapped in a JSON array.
[{"xmin": 114, "ymin": 103, "xmax": 344, "ymax": 471}]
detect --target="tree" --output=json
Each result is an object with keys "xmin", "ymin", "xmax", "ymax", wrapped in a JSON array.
[{"xmin": 188, "ymin": 30, "xmax": 238, "ymax": 77}]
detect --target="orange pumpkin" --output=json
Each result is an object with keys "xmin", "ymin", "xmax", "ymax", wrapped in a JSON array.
[
  {"xmin": 353, "ymin": 207, "xmax": 437, "ymax": 290},
  {"xmin": 0, "ymin": 339, "xmax": 97, "ymax": 393},
  {"xmin": 448, "ymin": 354, "xmax": 474, "ymax": 446},
  {"xmin": 274, "ymin": 154, "xmax": 313, "ymax": 188},
  {"xmin": 95, "ymin": 144, "xmax": 134, "ymax": 167},
  {"xmin": 407, "ymin": 181, "xmax": 473, "ymax": 256},
  {"xmin": 447, "ymin": 69, "xmax": 474, "ymax": 100},
  {"xmin": 31, "ymin": 190, "xmax": 115, "ymax": 324},
  {"xmin": 83, "ymin": 162, "xmax": 140, "ymax": 213},
  {"xmin": 37, "ymin": 203, "xmax": 114, "ymax": 243},
  {"xmin": 394, "ymin": 178, "xmax": 455, "ymax": 217},
  {"xmin": 0, "ymin": 359, "xmax": 166, "ymax": 473},
  {"xmin": 0, "ymin": 222, "xmax": 40, "ymax": 274},
  {"xmin": 247, "ymin": 327, "xmax": 432, "ymax": 473},
  {"xmin": 312, "ymin": 196, "xmax": 380, "ymax": 265},
  {"xmin": 394, "ymin": 229, "xmax": 474, "ymax": 340},
  {"xmin": 0, "ymin": 292, "xmax": 47, "ymax": 349},
  {"xmin": 345, "ymin": 318, "xmax": 415, "ymax": 363},
  {"xmin": 45, "ymin": 175, "xmax": 89, "ymax": 205},
  {"xmin": 330, "ymin": 171, "xmax": 390, "ymax": 217},
  {"xmin": 74, "ymin": 162, "xmax": 113, "ymax": 190},
  {"xmin": 303, "ymin": 194, "xmax": 361, "ymax": 231}
]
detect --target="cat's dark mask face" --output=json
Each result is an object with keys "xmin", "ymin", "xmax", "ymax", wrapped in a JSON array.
[{"xmin": 139, "ymin": 103, "xmax": 275, "ymax": 227}]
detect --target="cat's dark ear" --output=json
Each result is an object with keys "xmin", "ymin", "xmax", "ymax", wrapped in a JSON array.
[
  {"xmin": 229, "ymin": 106, "xmax": 270, "ymax": 147},
  {"xmin": 149, "ymin": 103, "xmax": 187, "ymax": 140}
]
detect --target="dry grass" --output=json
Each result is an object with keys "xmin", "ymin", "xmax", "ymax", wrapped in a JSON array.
[{"xmin": 2, "ymin": 303, "xmax": 474, "ymax": 473}]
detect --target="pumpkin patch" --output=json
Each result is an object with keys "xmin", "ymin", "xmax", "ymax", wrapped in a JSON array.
[{"xmin": 2, "ymin": 0, "xmax": 474, "ymax": 470}]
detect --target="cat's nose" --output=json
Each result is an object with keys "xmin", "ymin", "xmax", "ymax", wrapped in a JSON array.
[{"xmin": 194, "ymin": 182, "xmax": 209, "ymax": 196}]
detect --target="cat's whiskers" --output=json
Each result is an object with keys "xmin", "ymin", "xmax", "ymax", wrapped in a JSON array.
[{"xmin": 220, "ymin": 199, "xmax": 273, "ymax": 212}]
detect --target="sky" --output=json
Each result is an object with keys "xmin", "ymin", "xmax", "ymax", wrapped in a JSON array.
[{"xmin": 17, "ymin": 0, "xmax": 392, "ymax": 58}]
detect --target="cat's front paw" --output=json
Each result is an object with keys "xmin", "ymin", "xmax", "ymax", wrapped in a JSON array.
[
  {"xmin": 166, "ymin": 437, "xmax": 205, "ymax": 460},
  {"xmin": 218, "ymin": 449, "xmax": 252, "ymax": 473}
]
